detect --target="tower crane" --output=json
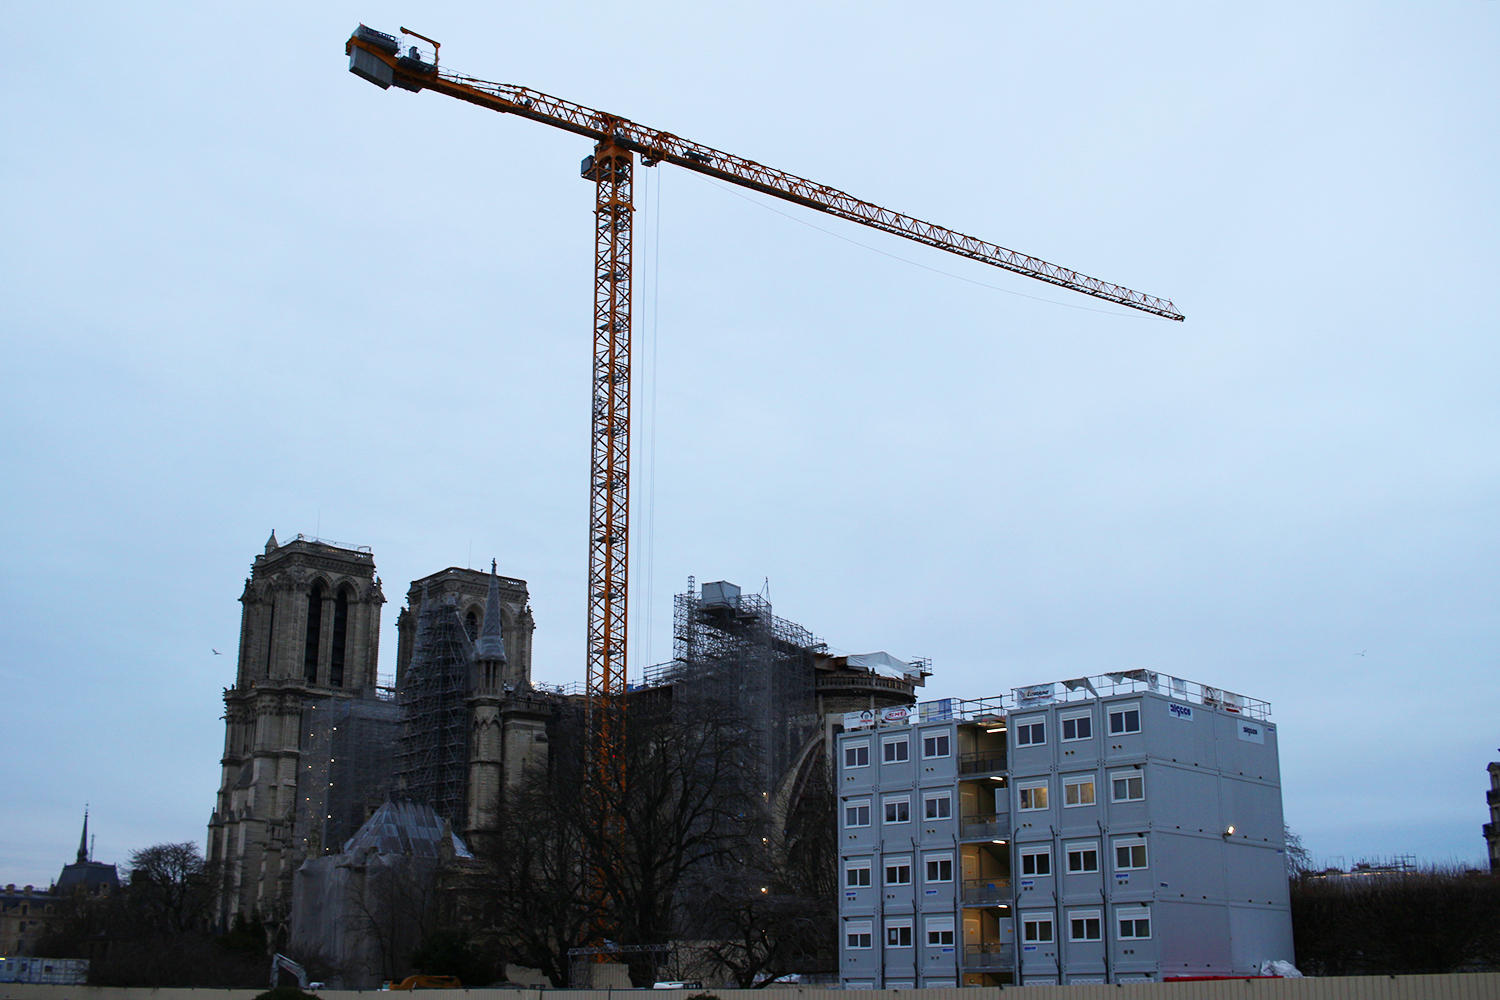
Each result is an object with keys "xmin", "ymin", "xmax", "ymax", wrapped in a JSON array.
[{"xmin": 344, "ymin": 24, "xmax": 1184, "ymax": 806}]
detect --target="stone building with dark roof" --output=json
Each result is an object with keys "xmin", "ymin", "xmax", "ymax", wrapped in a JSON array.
[
  {"xmin": 55, "ymin": 811, "xmax": 118, "ymax": 899},
  {"xmin": 1, "ymin": 811, "xmax": 117, "ymax": 957}
]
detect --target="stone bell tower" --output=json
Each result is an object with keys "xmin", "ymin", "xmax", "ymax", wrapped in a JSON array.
[{"xmin": 208, "ymin": 532, "xmax": 387, "ymax": 927}]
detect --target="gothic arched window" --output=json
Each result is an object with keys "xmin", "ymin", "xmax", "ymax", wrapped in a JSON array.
[
  {"xmin": 304, "ymin": 581, "xmax": 324, "ymax": 685},
  {"xmin": 465, "ymin": 609, "xmax": 480, "ymax": 642},
  {"xmin": 330, "ymin": 585, "xmax": 351, "ymax": 688},
  {"xmin": 264, "ymin": 599, "xmax": 276, "ymax": 679}
]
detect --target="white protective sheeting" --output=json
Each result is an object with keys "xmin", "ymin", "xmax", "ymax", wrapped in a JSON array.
[{"xmin": 846, "ymin": 651, "xmax": 915, "ymax": 678}]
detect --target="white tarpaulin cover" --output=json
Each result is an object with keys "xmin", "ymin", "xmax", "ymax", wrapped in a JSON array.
[{"xmin": 846, "ymin": 651, "xmax": 914, "ymax": 678}]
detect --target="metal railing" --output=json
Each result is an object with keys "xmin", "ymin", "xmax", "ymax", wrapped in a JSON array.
[
  {"xmin": 534, "ymin": 680, "xmax": 586, "ymax": 697},
  {"xmin": 1011, "ymin": 670, "xmax": 1272, "ymax": 721},
  {"xmin": 286, "ymin": 533, "xmax": 375, "ymax": 556},
  {"xmin": 959, "ymin": 750, "xmax": 1007, "ymax": 774},
  {"xmin": 815, "ymin": 674, "xmax": 916, "ymax": 693},
  {"xmin": 915, "ymin": 694, "xmax": 1008, "ymax": 722},
  {"xmin": 960, "ymin": 815, "xmax": 1011, "ymax": 840},
  {"xmin": 962, "ymin": 943, "xmax": 1015, "ymax": 969},
  {"xmin": 962, "ymin": 877, "xmax": 1012, "ymax": 904}
]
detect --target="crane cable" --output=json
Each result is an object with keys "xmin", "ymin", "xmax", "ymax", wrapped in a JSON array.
[{"xmin": 635, "ymin": 165, "xmax": 663, "ymax": 670}]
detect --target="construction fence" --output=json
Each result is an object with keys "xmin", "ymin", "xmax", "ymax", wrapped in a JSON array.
[{"xmin": 5, "ymin": 977, "xmax": 1500, "ymax": 1000}]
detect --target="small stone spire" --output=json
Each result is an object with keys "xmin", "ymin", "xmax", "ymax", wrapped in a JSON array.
[
  {"xmin": 76, "ymin": 806, "xmax": 89, "ymax": 864},
  {"xmin": 473, "ymin": 560, "xmax": 507, "ymax": 664},
  {"xmin": 265, "ymin": 530, "xmax": 279, "ymax": 554}
]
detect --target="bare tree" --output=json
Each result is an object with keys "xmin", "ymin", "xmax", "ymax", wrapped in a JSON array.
[
  {"xmin": 686, "ymin": 860, "xmax": 832, "ymax": 987},
  {"xmin": 468, "ymin": 764, "xmax": 594, "ymax": 987},
  {"xmin": 126, "ymin": 842, "xmax": 218, "ymax": 933},
  {"xmin": 344, "ymin": 850, "xmax": 442, "ymax": 983},
  {"xmin": 685, "ymin": 753, "xmax": 837, "ymax": 987},
  {"xmin": 1283, "ymin": 824, "xmax": 1313, "ymax": 879},
  {"xmin": 465, "ymin": 701, "xmax": 759, "ymax": 987},
  {"xmin": 588, "ymin": 701, "xmax": 760, "ymax": 986},
  {"xmin": 37, "ymin": 842, "xmax": 261, "ymax": 987}
]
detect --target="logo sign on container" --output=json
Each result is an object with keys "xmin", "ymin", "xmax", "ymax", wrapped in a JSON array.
[
  {"xmin": 1168, "ymin": 703, "xmax": 1194, "ymax": 721},
  {"xmin": 1238, "ymin": 722, "xmax": 1265, "ymax": 744},
  {"xmin": 881, "ymin": 705, "xmax": 911, "ymax": 726},
  {"xmin": 843, "ymin": 706, "xmax": 911, "ymax": 729}
]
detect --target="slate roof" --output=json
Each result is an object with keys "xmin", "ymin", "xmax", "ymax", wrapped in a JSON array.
[{"xmin": 342, "ymin": 800, "xmax": 472, "ymax": 858}]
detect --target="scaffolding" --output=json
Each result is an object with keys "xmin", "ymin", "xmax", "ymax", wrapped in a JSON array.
[
  {"xmin": 646, "ymin": 577, "xmax": 825, "ymax": 795},
  {"xmin": 298, "ymin": 694, "xmax": 402, "ymax": 855},
  {"xmin": 393, "ymin": 592, "xmax": 472, "ymax": 829}
]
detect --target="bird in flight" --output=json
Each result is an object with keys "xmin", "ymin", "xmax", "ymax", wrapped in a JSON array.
[
  {"xmin": 212, "ymin": 648, "xmax": 222, "ymax": 655},
  {"xmin": 1354, "ymin": 650, "xmax": 1366, "ymax": 657}
]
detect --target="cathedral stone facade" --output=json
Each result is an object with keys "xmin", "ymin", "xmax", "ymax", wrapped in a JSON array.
[
  {"xmin": 209, "ymin": 534, "xmax": 387, "ymax": 927},
  {"xmin": 209, "ymin": 535, "xmax": 555, "ymax": 929}
]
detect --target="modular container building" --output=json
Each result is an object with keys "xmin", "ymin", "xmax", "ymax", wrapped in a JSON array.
[{"xmin": 835, "ymin": 672, "xmax": 1292, "ymax": 986}]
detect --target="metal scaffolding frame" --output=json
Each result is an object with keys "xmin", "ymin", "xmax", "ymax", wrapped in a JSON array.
[
  {"xmin": 646, "ymin": 577, "xmax": 825, "ymax": 795},
  {"xmin": 393, "ymin": 592, "xmax": 472, "ymax": 829},
  {"xmin": 298, "ymin": 693, "xmax": 402, "ymax": 856}
]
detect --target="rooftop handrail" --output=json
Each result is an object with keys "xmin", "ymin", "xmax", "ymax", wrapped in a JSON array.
[
  {"xmin": 918, "ymin": 672, "xmax": 1270, "ymax": 721},
  {"xmin": 1012, "ymin": 671, "xmax": 1271, "ymax": 720},
  {"xmin": 914, "ymin": 694, "xmax": 1009, "ymax": 722},
  {"xmin": 284, "ymin": 533, "xmax": 375, "ymax": 555}
]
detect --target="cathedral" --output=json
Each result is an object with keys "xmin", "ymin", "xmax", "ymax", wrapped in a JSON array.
[
  {"xmin": 207, "ymin": 533, "xmax": 555, "ymax": 928},
  {"xmin": 209, "ymin": 535, "xmax": 927, "ymax": 939}
]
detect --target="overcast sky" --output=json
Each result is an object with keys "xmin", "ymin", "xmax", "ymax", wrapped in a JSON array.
[{"xmin": 2, "ymin": 2, "xmax": 1496, "ymax": 889}]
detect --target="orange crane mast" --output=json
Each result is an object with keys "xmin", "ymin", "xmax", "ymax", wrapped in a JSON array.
[{"xmin": 344, "ymin": 24, "xmax": 1183, "ymax": 804}]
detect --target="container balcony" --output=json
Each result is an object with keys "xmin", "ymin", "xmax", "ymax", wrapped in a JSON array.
[
  {"xmin": 962, "ymin": 877, "xmax": 1013, "ymax": 905},
  {"xmin": 959, "ymin": 750, "xmax": 1008, "ymax": 775},
  {"xmin": 960, "ymin": 815, "xmax": 1011, "ymax": 841},
  {"xmin": 962, "ymin": 943, "xmax": 1015, "ymax": 969}
]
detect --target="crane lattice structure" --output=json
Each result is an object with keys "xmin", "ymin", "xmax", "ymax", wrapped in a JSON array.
[{"xmin": 344, "ymin": 23, "xmax": 1185, "ymax": 805}]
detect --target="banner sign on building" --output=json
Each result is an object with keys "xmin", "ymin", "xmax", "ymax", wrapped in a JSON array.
[
  {"xmin": 843, "ymin": 706, "xmax": 911, "ymax": 729},
  {"xmin": 1015, "ymin": 684, "xmax": 1055, "ymax": 707},
  {"xmin": 919, "ymin": 699, "xmax": 954, "ymax": 722},
  {"xmin": 1167, "ymin": 702, "xmax": 1194, "ymax": 722},
  {"xmin": 881, "ymin": 705, "xmax": 911, "ymax": 725},
  {"xmin": 1237, "ymin": 721, "xmax": 1266, "ymax": 744}
]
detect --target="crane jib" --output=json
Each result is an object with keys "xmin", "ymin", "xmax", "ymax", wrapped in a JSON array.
[{"xmin": 345, "ymin": 30, "xmax": 1182, "ymax": 321}]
